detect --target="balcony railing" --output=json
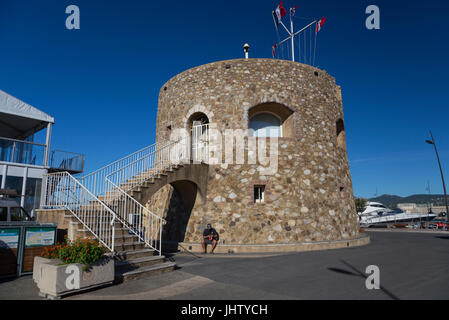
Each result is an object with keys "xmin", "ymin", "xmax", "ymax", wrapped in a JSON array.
[
  {"xmin": 0, "ymin": 137, "xmax": 45, "ymax": 166},
  {"xmin": 0, "ymin": 137, "xmax": 85, "ymax": 173},
  {"xmin": 49, "ymin": 150, "xmax": 85, "ymax": 174}
]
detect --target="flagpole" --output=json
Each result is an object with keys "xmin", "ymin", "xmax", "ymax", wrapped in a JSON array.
[
  {"xmin": 290, "ymin": 12, "xmax": 295, "ymax": 62},
  {"xmin": 313, "ymin": 21, "xmax": 318, "ymax": 66}
]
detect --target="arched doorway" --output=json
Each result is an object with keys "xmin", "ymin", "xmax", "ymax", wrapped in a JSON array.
[
  {"xmin": 155, "ymin": 180, "xmax": 198, "ymax": 252},
  {"xmin": 188, "ymin": 113, "xmax": 209, "ymax": 163}
]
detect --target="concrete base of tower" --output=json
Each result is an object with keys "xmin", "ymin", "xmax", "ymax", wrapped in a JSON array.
[{"xmin": 173, "ymin": 234, "xmax": 370, "ymax": 254}]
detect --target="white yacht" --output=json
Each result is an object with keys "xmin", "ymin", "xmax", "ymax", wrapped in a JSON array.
[
  {"xmin": 359, "ymin": 202, "xmax": 393, "ymax": 217},
  {"xmin": 359, "ymin": 201, "xmax": 436, "ymax": 227}
]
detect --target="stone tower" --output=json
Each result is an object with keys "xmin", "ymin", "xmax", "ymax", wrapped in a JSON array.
[{"xmin": 148, "ymin": 58, "xmax": 359, "ymax": 248}]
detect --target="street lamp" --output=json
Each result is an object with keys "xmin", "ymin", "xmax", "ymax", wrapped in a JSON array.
[{"xmin": 426, "ymin": 130, "xmax": 449, "ymax": 223}]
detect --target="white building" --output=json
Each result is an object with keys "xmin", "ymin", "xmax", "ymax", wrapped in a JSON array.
[{"xmin": 0, "ymin": 90, "xmax": 84, "ymax": 216}]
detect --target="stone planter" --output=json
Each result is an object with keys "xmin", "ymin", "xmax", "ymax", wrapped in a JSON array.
[{"xmin": 33, "ymin": 256, "xmax": 115, "ymax": 299}]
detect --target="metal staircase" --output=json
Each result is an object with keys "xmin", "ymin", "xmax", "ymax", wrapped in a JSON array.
[{"xmin": 40, "ymin": 124, "xmax": 210, "ymax": 257}]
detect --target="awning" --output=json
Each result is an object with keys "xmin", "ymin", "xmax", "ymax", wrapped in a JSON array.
[{"xmin": 0, "ymin": 89, "xmax": 54, "ymax": 139}]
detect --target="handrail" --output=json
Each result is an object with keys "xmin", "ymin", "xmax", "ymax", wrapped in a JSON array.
[
  {"xmin": 104, "ymin": 175, "xmax": 164, "ymax": 255},
  {"xmin": 113, "ymin": 138, "xmax": 190, "ymax": 193},
  {"xmin": 98, "ymin": 125, "xmax": 209, "ymax": 255},
  {"xmin": 77, "ymin": 141, "xmax": 167, "ymax": 198},
  {"xmin": 80, "ymin": 142, "xmax": 162, "ymax": 180},
  {"xmin": 41, "ymin": 171, "xmax": 117, "ymax": 252},
  {"xmin": 0, "ymin": 136, "xmax": 47, "ymax": 147},
  {"xmin": 108, "ymin": 124, "xmax": 209, "ymax": 195},
  {"xmin": 39, "ymin": 125, "xmax": 210, "ymax": 255},
  {"xmin": 100, "ymin": 137, "xmax": 191, "ymax": 255}
]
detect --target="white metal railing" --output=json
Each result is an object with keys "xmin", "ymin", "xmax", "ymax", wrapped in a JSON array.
[
  {"xmin": 103, "ymin": 176, "xmax": 164, "ymax": 255},
  {"xmin": 97, "ymin": 125, "xmax": 209, "ymax": 254},
  {"xmin": 78, "ymin": 142, "xmax": 164, "ymax": 198},
  {"xmin": 191, "ymin": 124, "xmax": 210, "ymax": 164},
  {"xmin": 41, "ymin": 172, "xmax": 116, "ymax": 252},
  {"xmin": 98, "ymin": 134, "xmax": 193, "ymax": 255},
  {"xmin": 40, "ymin": 124, "xmax": 210, "ymax": 255},
  {"xmin": 102, "ymin": 124, "xmax": 209, "ymax": 195}
]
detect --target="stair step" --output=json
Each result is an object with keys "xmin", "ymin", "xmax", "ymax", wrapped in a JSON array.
[
  {"xmin": 78, "ymin": 228, "xmax": 139, "ymax": 237},
  {"xmin": 65, "ymin": 211, "xmax": 119, "ymax": 216},
  {"xmin": 77, "ymin": 228, "xmax": 140, "ymax": 237},
  {"xmin": 116, "ymin": 262, "xmax": 176, "ymax": 282},
  {"xmin": 113, "ymin": 234, "xmax": 140, "ymax": 245},
  {"xmin": 112, "ymin": 228, "xmax": 133, "ymax": 235},
  {"xmin": 72, "ymin": 221, "xmax": 122, "ymax": 228},
  {"xmin": 114, "ymin": 248, "xmax": 155, "ymax": 260},
  {"xmin": 115, "ymin": 255, "xmax": 166, "ymax": 270},
  {"xmin": 67, "ymin": 216, "xmax": 117, "ymax": 220},
  {"xmin": 114, "ymin": 241, "xmax": 147, "ymax": 252},
  {"xmin": 69, "ymin": 223, "xmax": 123, "ymax": 230}
]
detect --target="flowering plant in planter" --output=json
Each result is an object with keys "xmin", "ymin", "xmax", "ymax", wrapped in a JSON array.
[
  {"xmin": 34, "ymin": 236, "xmax": 114, "ymax": 299},
  {"xmin": 41, "ymin": 237, "xmax": 105, "ymax": 270}
]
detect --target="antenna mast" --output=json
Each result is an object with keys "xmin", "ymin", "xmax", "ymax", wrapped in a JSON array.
[
  {"xmin": 290, "ymin": 7, "xmax": 295, "ymax": 62},
  {"xmin": 272, "ymin": 3, "xmax": 324, "ymax": 65}
]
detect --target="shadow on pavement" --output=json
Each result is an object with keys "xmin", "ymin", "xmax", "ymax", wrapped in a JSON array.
[
  {"xmin": 327, "ymin": 268, "xmax": 359, "ymax": 277},
  {"xmin": 0, "ymin": 276, "xmax": 18, "ymax": 284},
  {"xmin": 328, "ymin": 259, "xmax": 400, "ymax": 300}
]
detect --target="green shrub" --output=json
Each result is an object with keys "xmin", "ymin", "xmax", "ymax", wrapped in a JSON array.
[{"xmin": 41, "ymin": 237, "xmax": 106, "ymax": 270}]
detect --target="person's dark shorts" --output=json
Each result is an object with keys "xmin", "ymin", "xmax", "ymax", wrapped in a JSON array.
[{"xmin": 204, "ymin": 239, "xmax": 215, "ymax": 245}]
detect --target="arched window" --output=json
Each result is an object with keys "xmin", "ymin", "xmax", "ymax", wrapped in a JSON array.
[
  {"xmin": 189, "ymin": 113, "xmax": 209, "ymax": 129},
  {"xmin": 250, "ymin": 113, "xmax": 282, "ymax": 138},
  {"xmin": 248, "ymin": 102, "xmax": 294, "ymax": 138}
]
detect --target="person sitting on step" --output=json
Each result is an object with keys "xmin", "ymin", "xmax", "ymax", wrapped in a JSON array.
[{"xmin": 201, "ymin": 224, "xmax": 219, "ymax": 254}]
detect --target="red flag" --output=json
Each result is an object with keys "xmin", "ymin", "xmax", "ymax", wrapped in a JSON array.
[
  {"xmin": 273, "ymin": 2, "xmax": 287, "ymax": 25},
  {"xmin": 316, "ymin": 17, "xmax": 326, "ymax": 34},
  {"xmin": 272, "ymin": 44, "xmax": 277, "ymax": 58}
]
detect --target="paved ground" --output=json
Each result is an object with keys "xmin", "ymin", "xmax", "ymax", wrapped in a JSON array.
[{"xmin": 1, "ymin": 231, "xmax": 448, "ymax": 300}]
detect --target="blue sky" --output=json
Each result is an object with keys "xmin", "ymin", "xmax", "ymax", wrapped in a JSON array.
[{"xmin": 0, "ymin": 0, "xmax": 448, "ymax": 198}]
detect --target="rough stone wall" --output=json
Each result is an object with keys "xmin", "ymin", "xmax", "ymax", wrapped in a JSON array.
[
  {"xmin": 151, "ymin": 58, "xmax": 358, "ymax": 245},
  {"xmin": 146, "ymin": 185, "xmax": 173, "ymax": 218},
  {"xmin": 146, "ymin": 185, "xmax": 192, "ymax": 243}
]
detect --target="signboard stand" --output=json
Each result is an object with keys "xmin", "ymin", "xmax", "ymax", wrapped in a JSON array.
[{"xmin": 0, "ymin": 222, "xmax": 57, "ymax": 278}]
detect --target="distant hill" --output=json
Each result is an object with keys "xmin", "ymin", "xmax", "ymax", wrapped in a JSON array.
[{"xmin": 367, "ymin": 194, "xmax": 446, "ymax": 209}]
